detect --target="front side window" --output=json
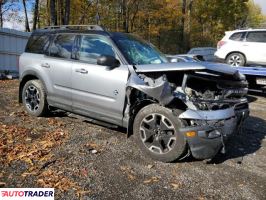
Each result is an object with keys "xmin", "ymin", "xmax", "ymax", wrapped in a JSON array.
[
  {"xmin": 77, "ymin": 35, "xmax": 116, "ymax": 64},
  {"xmin": 50, "ymin": 34, "xmax": 75, "ymax": 59},
  {"xmin": 246, "ymin": 31, "xmax": 266, "ymax": 43}
]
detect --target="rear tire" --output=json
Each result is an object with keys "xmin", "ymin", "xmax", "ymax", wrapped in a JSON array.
[
  {"xmin": 22, "ymin": 79, "xmax": 49, "ymax": 117},
  {"xmin": 133, "ymin": 104, "xmax": 187, "ymax": 162},
  {"xmin": 226, "ymin": 53, "xmax": 245, "ymax": 67}
]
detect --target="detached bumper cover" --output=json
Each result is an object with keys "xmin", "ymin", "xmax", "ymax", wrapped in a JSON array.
[{"xmin": 179, "ymin": 107, "xmax": 249, "ymax": 159}]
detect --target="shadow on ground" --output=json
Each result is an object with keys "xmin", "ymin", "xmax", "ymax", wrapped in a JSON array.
[
  {"xmin": 247, "ymin": 95, "xmax": 258, "ymax": 103},
  {"xmin": 47, "ymin": 108, "xmax": 266, "ymax": 165},
  {"xmin": 208, "ymin": 116, "xmax": 266, "ymax": 164}
]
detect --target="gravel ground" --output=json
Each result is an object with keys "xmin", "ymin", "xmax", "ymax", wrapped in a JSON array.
[{"xmin": 0, "ymin": 80, "xmax": 265, "ymax": 200}]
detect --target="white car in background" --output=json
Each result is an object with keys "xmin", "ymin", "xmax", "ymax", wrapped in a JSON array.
[{"xmin": 215, "ymin": 29, "xmax": 266, "ymax": 67}]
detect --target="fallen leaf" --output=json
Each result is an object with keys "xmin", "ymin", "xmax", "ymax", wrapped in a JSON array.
[
  {"xmin": 143, "ymin": 177, "xmax": 159, "ymax": 184},
  {"xmin": 128, "ymin": 174, "xmax": 136, "ymax": 180},
  {"xmin": 170, "ymin": 183, "xmax": 180, "ymax": 189},
  {"xmin": 198, "ymin": 197, "xmax": 206, "ymax": 200},
  {"xmin": 21, "ymin": 172, "xmax": 37, "ymax": 177},
  {"xmin": 80, "ymin": 168, "xmax": 88, "ymax": 177},
  {"xmin": 147, "ymin": 164, "xmax": 154, "ymax": 169},
  {"xmin": 143, "ymin": 179, "xmax": 152, "ymax": 184},
  {"xmin": 91, "ymin": 149, "xmax": 98, "ymax": 154}
]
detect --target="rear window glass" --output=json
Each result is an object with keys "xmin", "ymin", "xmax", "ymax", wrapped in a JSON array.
[
  {"xmin": 25, "ymin": 34, "xmax": 50, "ymax": 54},
  {"xmin": 229, "ymin": 32, "xmax": 246, "ymax": 41},
  {"xmin": 246, "ymin": 31, "xmax": 266, "ymax": 43}
]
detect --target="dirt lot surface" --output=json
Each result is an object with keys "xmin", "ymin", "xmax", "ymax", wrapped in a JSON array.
[{"xmin": 0, "ymin": 80, "xmax": 265, "ymax": 200}]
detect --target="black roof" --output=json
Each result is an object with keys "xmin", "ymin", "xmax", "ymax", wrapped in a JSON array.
[
  {"xmin": 31, "ymin": 28, "xmax": 133, "ymax": 41},
  {"xmin": 32, "ymin": 28, "xmax": 111, "ymax": 36}
]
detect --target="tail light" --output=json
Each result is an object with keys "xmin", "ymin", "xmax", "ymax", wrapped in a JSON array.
[{"xmin": 217, "ymin": 40, "xmax": 226, "ymax": 49}]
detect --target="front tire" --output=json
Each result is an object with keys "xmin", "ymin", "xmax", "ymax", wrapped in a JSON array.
[
  {"xmin": 22, "ymin": 79, "xmax": 49, "ymax": 117},
  {"xmin": 226, "ymin": 53, "xmax": 245, "ymax": 67},
  {"xmin": 133, "ymin": 104, "xmax": 187, "ymax": 162}
]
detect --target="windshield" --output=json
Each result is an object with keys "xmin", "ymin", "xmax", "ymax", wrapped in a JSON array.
[{"xmin": 112, "ymin": 33, "xmax": 168, "ymax": 65}]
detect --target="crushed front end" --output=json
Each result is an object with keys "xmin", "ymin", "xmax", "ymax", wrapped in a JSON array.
[
  {"xmin": 177, "ymin": 70, "xmax": 249, "ymax": 159},
  {"xmin": 127, "ymin": 62, "xmax": 250, "ymax": 160}
]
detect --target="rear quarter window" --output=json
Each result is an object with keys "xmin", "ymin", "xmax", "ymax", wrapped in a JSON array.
[
  {"xmin": 25, "ymin": 34, "xmax": 50, "ymax": 54},
  {"xmin": 229, "ymin": 32, "xmax": 246, "ymax": 41}
]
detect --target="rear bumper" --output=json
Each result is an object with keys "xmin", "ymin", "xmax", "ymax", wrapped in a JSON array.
[
  {"xmin": 214, "ymin": 51, "xmax": 227, "ymax": 60},
  {"xmin": 179, "ymin": 106, "xmax": 249, "ymax": 159}
]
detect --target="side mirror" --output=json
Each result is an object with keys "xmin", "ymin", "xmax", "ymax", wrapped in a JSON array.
[{"xmin": 97, "ymin": 55, "xmax": 120, "ymax": 69}]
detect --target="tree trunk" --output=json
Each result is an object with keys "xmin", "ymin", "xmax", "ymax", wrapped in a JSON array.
[
  {"xmin": 33, "ymin": 0, "xmax": 39, "ymax": 30},
  {"xmin": 46, "ymin": 0, "xmax": 50, "ymax": 25},
  {"xmin": 50, "ymin": 0, "xmax": 57, "ymax": 25},
  {"xmin": 181, "ymin": 0, "xmax": 186, "ymax": 52},
  {"xmin": 60, "ymin": 0, "xmax": 64, "ymax": 25},
  {"xmin": 37, "ymin": 10, "xmax": 40, "ymax": 28},
  {"xmin": 95, "ymin": 0, "xmax": 100, "ymax": 25},
  {"xmin": 64, "ymin": 0, "xmax": 70, "ymax": 25},
  {"xmin": 0, "ymin": 3, "xmax": 3, "ymax": 28},
  {"xmin": 122, "ymin": 0, "xmax": 128, "ymax": 32},
  {"xmin": 187, "ymin": 0, "xmax": 194, "ymax": 50},
  {"xmin": 0, "ymin": 13, "xmax": 2, "ymax": 28},
  {"xmin": 22, "ymin": 0, "xmax": 30, "ymax": 32},
  {"xmin": 57, "ymin": 0, "xmax": 60, "ymax": 25}
]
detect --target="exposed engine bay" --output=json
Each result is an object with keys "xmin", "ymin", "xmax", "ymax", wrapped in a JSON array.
[{"xmin": 127, "ymin": 67, "xmax": 248, "ymax": 110}]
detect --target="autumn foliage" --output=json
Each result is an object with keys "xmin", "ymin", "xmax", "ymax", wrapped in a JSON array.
[{"xmin": 33, "ymin": 0, "xmax": 265, "ymax": 53}]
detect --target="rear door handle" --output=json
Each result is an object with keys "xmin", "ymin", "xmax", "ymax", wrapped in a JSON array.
[
  {"xmin": 75, "ymin": 68, "xmax": 88, "ymax": 74},
  {"xmin": 41, "ymin": 63, "xmax": 50, "ymax": 68}
]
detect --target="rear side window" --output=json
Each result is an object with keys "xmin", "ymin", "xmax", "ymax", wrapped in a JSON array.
[
  {"xmin": 229, "ymin": 32, "xmax": 246, "ymax": 41},
  {"xmin": 50, "ymin": 34, "xmax": 75, "ymax": 59},
  {"xmin": 246, "ymin": 31, "xmax": 266, "ymax": 43},
  {"xmin": 77, "ymin": 35, "xmax": 116, "ymax": 64},
  {"xmin": 25, "ymin": 34, "xmax": 50, "ymax": 54}
]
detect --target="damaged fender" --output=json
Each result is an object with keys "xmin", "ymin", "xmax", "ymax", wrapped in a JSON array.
[{"xmin": 126, "ymin": 69, "xmax": 174, "ymax": 105}]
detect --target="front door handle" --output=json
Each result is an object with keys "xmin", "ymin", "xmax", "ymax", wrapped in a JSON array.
[
  {"xmin": 41, "ymin": 63, "xmax": 50, "ymax": 68},
  {"xmin": 75, "ymin": 68, "xmax": 88, "ymax": 74}
]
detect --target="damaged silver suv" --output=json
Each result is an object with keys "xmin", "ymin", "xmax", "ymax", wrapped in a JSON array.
[{"xmin": 19, "ymin": 25, "xmax": 249, "ymax": 162}]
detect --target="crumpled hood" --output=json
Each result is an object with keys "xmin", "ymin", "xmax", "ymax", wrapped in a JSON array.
[
  {"xmin": 135, "ymin": 62, "xmax": 206, "ymax": 72},
  {"xmin": 201, "ymin": 62, "xmax": 239, "ymax": 76},
  {"xmin": 135, "ymin": 61, "xmax": 243, "ymax": 80}
]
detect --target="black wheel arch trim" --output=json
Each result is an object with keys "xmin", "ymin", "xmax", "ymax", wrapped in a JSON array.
[{"xmin": 19, "ymin": 70, "xmax": 47, "ymax": 103}]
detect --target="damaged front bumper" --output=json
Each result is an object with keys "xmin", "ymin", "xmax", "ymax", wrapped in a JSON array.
[{"xmin": 179, "ymin": 106, "xmax": 249, "ymax": 159}]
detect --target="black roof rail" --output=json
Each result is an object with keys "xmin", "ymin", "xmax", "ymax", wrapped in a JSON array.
[{"xmin": 42, "ymin": 25, "xmax": 105, "ymax": 31}]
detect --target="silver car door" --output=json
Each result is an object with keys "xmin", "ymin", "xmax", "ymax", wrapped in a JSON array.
[
  {"xmin": 71, "ymin": 34, "xmax": 129, "ymax": 125},
  {"xmin": 45, "ymin": 33, "xmax": 75, "ymax": 110}
]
